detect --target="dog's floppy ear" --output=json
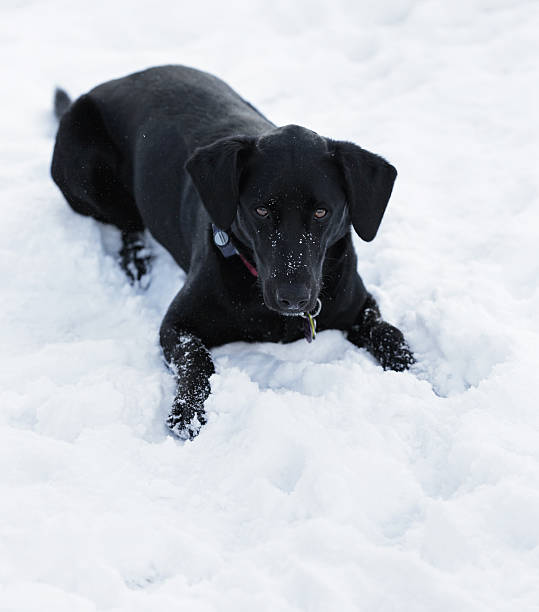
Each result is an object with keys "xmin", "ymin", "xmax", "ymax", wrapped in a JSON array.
[
  {"xmin": 185, "ymin": 136, "xmax": 253, "ymax": 229},
  {"xmin": 331, "ymin": 141, "xmax": 397, "ymax": 242}
]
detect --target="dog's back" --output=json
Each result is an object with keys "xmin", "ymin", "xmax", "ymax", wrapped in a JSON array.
[
  {"xmin": 52, "ymin": 66, "xmax": 273, "ymax": 269},
  {"xmin": 88, "ymin": 65, "xmax": 272, "ymax": 153}
]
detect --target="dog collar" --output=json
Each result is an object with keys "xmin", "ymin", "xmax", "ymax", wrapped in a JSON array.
[
  {"xmin": 212, "ymin": 224, "xmax": 322, "ymax": 342},
  {"xmin": 212, "ymin": 224, "xmax": 258, "ymax": 277}
]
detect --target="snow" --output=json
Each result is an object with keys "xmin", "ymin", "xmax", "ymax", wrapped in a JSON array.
[{"xmin": 2, "ymin": 0, "xmax": 539, "ymax": 609}]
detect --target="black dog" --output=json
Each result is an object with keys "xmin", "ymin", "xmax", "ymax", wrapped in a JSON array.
[{"xmin": 51, "ymin": 65, "xmax": 414, "ymax": 438}]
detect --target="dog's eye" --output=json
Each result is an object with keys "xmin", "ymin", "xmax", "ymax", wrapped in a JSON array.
[
  {"xmin": 256, "ymin": 207, "xmax": 269, "ymax": 217},
  {"xmin": 314, "ymin": 208, "xmax": 328, "ymax": 219}
]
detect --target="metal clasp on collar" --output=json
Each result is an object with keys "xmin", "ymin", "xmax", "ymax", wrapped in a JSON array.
[{"xmin": 212, "ymin": 225, "xmax": 238, "ymax": 258}]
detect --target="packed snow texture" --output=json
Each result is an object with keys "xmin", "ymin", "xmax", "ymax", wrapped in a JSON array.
[{"xmin": 2, "ymin": 1, "xmax": 539, "ymax": 610}]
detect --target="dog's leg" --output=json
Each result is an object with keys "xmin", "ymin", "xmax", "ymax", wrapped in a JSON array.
[
  {"xmin": 161, "ymin": 330, "xmax": 215, "ymax": 440},
  {"xmin": 119, "ymin": 230, "xmax": 152, "ymax": 286},
  {"xmin": 347, "ymin": 295, "xmax": 415, "ymax": 371},
  {"xmin": 159, "ymin": 300, "xmax": 215, "ymax": 439}
]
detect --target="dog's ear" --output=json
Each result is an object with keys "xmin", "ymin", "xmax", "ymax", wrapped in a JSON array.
[
  {"xmin": 185, "ymin": 136, "xmax": 253, "ymax": 229},
  {"xmin": 330, "ymin": 141, "xmax": 397, "ymax": 242}
]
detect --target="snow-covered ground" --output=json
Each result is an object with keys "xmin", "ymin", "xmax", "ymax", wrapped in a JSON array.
[{"xmin": 2, "ymin": 0, "xmax": 539, "ymax": 609}]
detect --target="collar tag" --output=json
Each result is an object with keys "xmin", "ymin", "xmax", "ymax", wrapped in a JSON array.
[
  {"xmin": 302, "ymin": 313, "xmax": 317, "ymax": 343},
  {"xmin": 300, "ymin": 299, "xmax": 322, "ymax": 343}
]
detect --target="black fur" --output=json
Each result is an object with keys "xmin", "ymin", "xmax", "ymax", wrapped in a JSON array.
[
  {"xmin": 54, "ymin": 87, "xmax": 71, "ymax": 120},
  {"xmin": 51, "ymin": 65, "xmax": 414, "ymax": 439}
]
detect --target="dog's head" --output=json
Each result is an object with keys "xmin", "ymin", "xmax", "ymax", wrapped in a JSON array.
[{"xmin": 186, "ymin": 125, "xmax": 397, "ymax": 315}]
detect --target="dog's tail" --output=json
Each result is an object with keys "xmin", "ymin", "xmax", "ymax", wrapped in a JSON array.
[{"xmin": 53, "ymin": 87, "xmax": 72, "ymax": 121}]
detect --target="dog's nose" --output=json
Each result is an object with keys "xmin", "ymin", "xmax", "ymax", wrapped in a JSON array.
[{"xmin": 276, "ymin": 286, "xmax": 311, "ymax": 312}]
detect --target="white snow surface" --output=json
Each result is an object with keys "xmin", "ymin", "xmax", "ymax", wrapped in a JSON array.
[{"xmin": 2, "ymin": 1, "xmax": 539, "ymax": 610}]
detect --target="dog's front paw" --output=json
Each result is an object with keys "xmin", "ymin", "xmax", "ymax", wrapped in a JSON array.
[
  {"xmin": 368, "ymin": 322, "xmax": 415, "ymax": 372},
  {"xmin": 119, "ymin": 231, "xmax": 152, "ymax": 287},
  {"xmin": 167, "ymin": 396, "xmax": 207, "ymax": 440}
]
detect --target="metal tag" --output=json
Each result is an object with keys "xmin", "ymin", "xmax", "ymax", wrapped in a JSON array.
[
  {"xmin": 300, "ymin": 299, "xmax": 321, "ymax": 343},
  {"xmin": 303, "ymin": 314, "xmax": 316, "ymax": 343}
]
